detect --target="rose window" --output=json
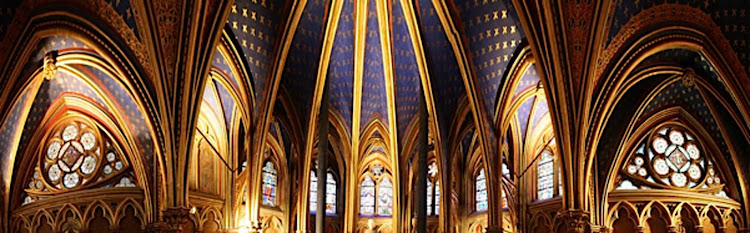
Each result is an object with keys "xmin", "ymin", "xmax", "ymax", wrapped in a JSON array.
[
  {"xmin": 620, "ymin": 126, "xmax": 726, "ymax": 193},
  {"xmin": 26, "ymin": 120, "xmax": 131, "ymax": 194}
]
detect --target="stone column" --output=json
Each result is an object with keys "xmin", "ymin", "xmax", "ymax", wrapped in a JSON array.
[
  {"xmin": 415, "ymin": 87, "xmax": 428, "ymax": 233},
  {"xmin": 315, "ymin": 81, "xmax": 330, "ymax": 233}
]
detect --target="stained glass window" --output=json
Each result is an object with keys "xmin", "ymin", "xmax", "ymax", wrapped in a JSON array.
[
  {"xmin": 360, "ymin": 176, "xmax": 376, "ymax": 215},
  {"xmin": 310, "ymin": 170, "xmax": 337, "ymax": 214},
  {"xmin": 475, "ymin": 169, "xmax": 488, "ymax": 211},
  {"xmin": 377, "ymin": 177, "xmax": 393, "ymax": 216},
  {"xmin": 309, "ymin": 171, "xmax": 317, "ymax": 212},
  {"xmin": 427, "ymin": 181, "xmax": 433, "ymax": 216},
  {"xmin": 538, "ymin": 151, "xmax": 554, "ymax": 200},
  {"xmin": 326, "ymin": 172, "xmax": 336, "ymax": 214},
  {"xmin": 261, "ymin": 161, "xmax": 277, "ymax": 206},
  {"xmin": 427, "ymin": 162, "xmax": 439, "ymax": 216},
  {"xmin": 434, "ymin": 181, "xmax": 440, "ymax": 215},
  {"xmin": 30, "ymin": 120, "xmax": 130, "ymax": 193},
  {"xmin": 619, "ymin": 126, "xmax": 727, "ymax": 194},
  {"xmin": 502, "ymin": 162, "xmax": 510, "ymax": 207},
  {"xmin": 24, "ymin": 119, "xmax": 135, "ymax": 205}
]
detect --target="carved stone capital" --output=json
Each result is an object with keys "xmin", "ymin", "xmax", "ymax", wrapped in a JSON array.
[
  {"xmin": 145, "ymin": 207, "xmax": 191, "ymax": 233},
  {"xmin": 162, "ymin": 207, "xmax": 191, "ymax": 232},
  {"xmin": 554, "ymin": 209, "xmax": 590, "ymax": 233}
]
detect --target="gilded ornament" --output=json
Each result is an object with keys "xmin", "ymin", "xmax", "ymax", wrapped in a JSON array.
[{"xmin": 42, "ymin": 51, "xmax": 58, "ymax": 80}]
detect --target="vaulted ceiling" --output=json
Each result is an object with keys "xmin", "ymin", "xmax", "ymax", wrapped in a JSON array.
[{"xmin": 225, "ymin": 0, "xmax": 529, "ymax": 156}]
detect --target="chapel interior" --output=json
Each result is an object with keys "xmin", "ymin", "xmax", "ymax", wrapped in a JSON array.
[{"xmin": 0, "ymin": 0, "xmax": 749, "ymax": 233}]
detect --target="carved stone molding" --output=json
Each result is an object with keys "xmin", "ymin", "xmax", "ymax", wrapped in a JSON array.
[
  {"xmin": 554, "ymin": 209, "xmax": 590, "ymax": 233},
  {"xmin": 485, "ymin": 225, "xmax": 503, "ymax": 233},
  {"xmin": 590, "ymin": 225, "xmax": 610, "ymax": 233},
  {"xmin": 146, "ymin": 207, "xmax": 191, "ymax": 233}
]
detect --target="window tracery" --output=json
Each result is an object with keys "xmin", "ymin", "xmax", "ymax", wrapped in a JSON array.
[
  {"xmin": 23, "ymin": 119, "xmax": 135, "ymax": 205},
  {"xmin": 618, "ymin": 126, "xmax": 727, "ymax": 196},
  {"xmin": 359, "ymin": 163, "xmax": 393, "ymax": 217}
]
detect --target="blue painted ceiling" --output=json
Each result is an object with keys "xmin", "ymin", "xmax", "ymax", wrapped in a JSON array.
[
  {"xmin": 327, "ymin": 0, "xmax": 355, "ymax": 132},
  {"xmin": 279, "ymin": 0, "xmax": 330, "ymax": 138},
  {"xmin": 608, "ymin": 0, "xmax": 750, "ymax": 75},
  {"xmin": 416, "ymin": 0, "xmax": 469, "ymax": 151},
  {"xmin": 228, "ymin": 0, "xmax": 287, "ymax": 111},
  {"xmin": 225, "ymin": 0, "xmax": 530, "ymax": 156},
  {"xmin": 391, "ymin": 0, "xmax": 421, "ymax": 144},
  {"xmin": 0, "ymin": 36, "xmax": 155, "ymax": 175},
  {"xmin": 360, "ymin": 0, "xmax": 388, "ymax": 132},
  {"xmin": 453, "ymin": 0, "xmax": 525, "ymax": 119}
]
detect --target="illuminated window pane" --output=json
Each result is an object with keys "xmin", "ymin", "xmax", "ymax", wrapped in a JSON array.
[
  {"xmin": 475, "ymin": 169, "xmax": 488, "ymax": 211},
  {"xmin": 326, "ymin": 172, "xmax": 336, "ymax": 214},
  {"xmin": 360, "ymin": 176, "xmax": 375, "ymax": 215},
  {"xmin": 427, "ymin": 181, "xmax": 433, "ymax": 216},
  {"xmin": 502, "ymin": 162, "xmax": 510, "ymax": 207},
  {"xmin": 538, "ymin": 151, "xmax": 554, "ymax": 200},
  {"xmin": 434, "ymin": 181, "xmax": 440, "ymax": 215},
  {"xmin": 619, "ymin": 126, "xmax": 728, "ymax": 195},
  {"xmin": 261, "ymin": 161, "xmax": 277, "ymax": 206},
  {"xmin": 309, "ymin": 171, "xmax": 317, "ymax": 212},
  {"xmin": 377, "ymin": 177, "xmax": 393, "ymax": 216}
]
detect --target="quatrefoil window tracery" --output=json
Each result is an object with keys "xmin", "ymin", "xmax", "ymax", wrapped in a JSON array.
[
  {"xmin": 28, "ymin": 120, "xmax": 129, "ymax": 193},
  {"xmin": 622, "ymin": 126, "xmax": 724, "ymax": 191}
]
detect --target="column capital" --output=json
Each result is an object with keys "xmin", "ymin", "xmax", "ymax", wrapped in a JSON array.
[
  {"xmin": 554, "ymin": 209, "xmax": 590, "ymax": 233},
  {"xmin": 145, "ymin": 207, "xmax": 192, "ymax": 233}
]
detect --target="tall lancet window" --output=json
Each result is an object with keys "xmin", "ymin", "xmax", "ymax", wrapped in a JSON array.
[
  {"xmin": 377, "ymin": 177, "xmax": 393, "ymax": 216},
  {"xmin": 475, "ymin": 168, "xmax": 488, "ymax": 211},
  {"xmin": 537, "ymin": 151, "xmax": 554, "ymax": 200},
  {"xmin": 261, "ymin": 161, "xmax": 277, "ymax": 206},
  {"xmin": 310, "ymin": 170, "xmax": 337, "ymax": 214},
  {"xmin": 325, "ymin": 172, "xmax": 337, "ymax": 213},
  {"xmin": 310, "ymin": 171, "xmax": 317, "ymax": 211},
  {"xmin": 360, "ymin": 176, "xmax": 376, "ymax": 215},
  {"xmin": 427, "ymin": 161, "xmax": 439, "ymax": 216}
]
